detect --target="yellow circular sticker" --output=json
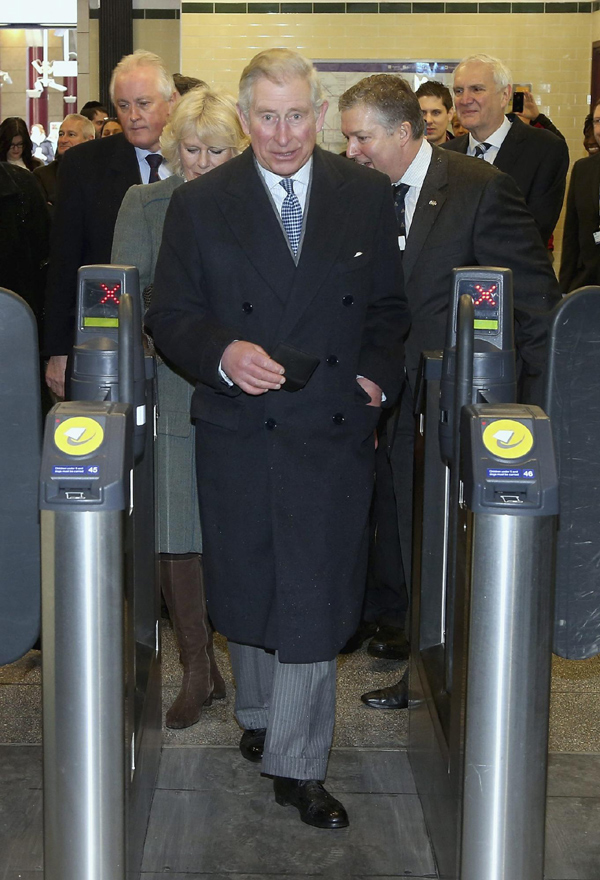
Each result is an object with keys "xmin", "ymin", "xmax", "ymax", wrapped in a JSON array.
[
  {"xmin": 54, "ymin": 417, "xmax": 104, "ymax": 457},
  {"xmin": 482, "ymin": 419, "xmax": 534, "ymax": 460}
]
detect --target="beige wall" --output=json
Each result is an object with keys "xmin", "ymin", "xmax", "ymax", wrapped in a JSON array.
[{"xmin": 181, "ymin": 9, "xmax": 592, "ymax": 259}]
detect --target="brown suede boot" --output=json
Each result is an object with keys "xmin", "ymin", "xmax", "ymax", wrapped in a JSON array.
[{"xmin": 160, "ymin": 554, "xmax": 226, "ymax": 729}]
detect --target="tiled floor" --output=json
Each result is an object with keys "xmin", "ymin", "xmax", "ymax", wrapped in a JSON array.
[
  {"xmin": 1, "ymin": 629, "xmax": 600, "ymax": 878},
  {"xmin": 1, "ymin": 744, "xmax": 600, "ymax": 879}
]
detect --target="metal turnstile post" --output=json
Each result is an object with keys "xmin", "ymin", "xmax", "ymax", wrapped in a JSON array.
[
  {"xmin": 40, "ymin": 402, "xmax": 133, "ymax": 880},
  {"xmin": 458, "ymin": 404, "xmax": 558, "ymax": 880}
]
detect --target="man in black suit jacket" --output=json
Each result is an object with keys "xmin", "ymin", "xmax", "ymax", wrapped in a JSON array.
[
  {"xmin": 443, "ymin": 53, "xmax": 568, "ymax": 248},
  {"xmin": 146, "ymin": 49, "xmax": 409, "ymax": 828},
  {"xmin": 560, "ymin": 101, "xmax": 600, "ymax": 292},
  {"xmin": 34, "ymin": 113, "xmax": 95, "ymax": 209},
  {"xmin": 340, "ymin": 73, "xmax": 561, "ymax": 709},
  {"xmin": 43, "ymin": 50, "xmax": 177, "ymax": 397}
]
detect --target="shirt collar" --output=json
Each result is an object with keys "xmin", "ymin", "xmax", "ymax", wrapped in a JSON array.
[
  {"xmin": 396, "ymin": 138, "xmax": 433, "ymax": 188},
  {"xmin": 134, "ymin": 146, "xmax": 163, "ymax": 161},
  {"xmin": 468, "ymin": 115, "xmax": 512, "ymax": 152},
  {"xmin": 257, "ymin": 155, "xmax": 313, "ymax": 194}
]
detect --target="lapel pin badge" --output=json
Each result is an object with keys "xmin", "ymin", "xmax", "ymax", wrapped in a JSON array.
[{"xmin": 429, "ymin": 199, "xmax": 437, "ymax": 206}]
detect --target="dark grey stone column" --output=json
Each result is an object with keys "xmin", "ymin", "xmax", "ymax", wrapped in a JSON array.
[{"xmin": 99, "ymin": 0, "xmax": 133, "ymax": 111}]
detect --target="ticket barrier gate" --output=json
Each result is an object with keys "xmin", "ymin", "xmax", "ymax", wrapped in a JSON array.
[
  {"xmin": 409, "ymin": 272, "xmax": 559, "ymax": 880},
  {"xmin": 0, "ymin": 288, "xmax": 42, "ymax": 665},
  {"xmin": 40, "ymin": 266, "xmax": 159, "ymax": 880},
  {"xmin": 545, "ymin": 285, "xmax": 600, "ymax": 660}
]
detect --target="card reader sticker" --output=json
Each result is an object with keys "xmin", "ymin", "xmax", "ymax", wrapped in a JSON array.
[
  {"xmin": 54, "ymin": 417, "xmax": 104, "ymax": 457},
  {"xmin": 52, "ymin": 465, "xmax": 100, "ymax": 476},
  {"xmin": 487, "ymin": 468, "xmax": 535, "ymax": 479},
  {"xmin": 482, "ymin": 419, "xmax": 534, "ymax": 460}
]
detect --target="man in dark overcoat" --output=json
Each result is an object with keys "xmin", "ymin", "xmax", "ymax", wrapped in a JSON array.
[{"xmin": 146, "ymin": 48, "xmax": 409, "ymax": 828}]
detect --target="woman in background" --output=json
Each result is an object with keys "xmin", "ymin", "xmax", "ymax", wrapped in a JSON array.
[
  {"xmin": 0, "ymin": 117, "xmax": 42, "ymax": 171},
  {"xmin": 101, "ymin": 117, "xmax": 123, "ymax": 138},
  {"xmin": 112, "ymin": 86, "xmax": 249, "ymax": 729}
]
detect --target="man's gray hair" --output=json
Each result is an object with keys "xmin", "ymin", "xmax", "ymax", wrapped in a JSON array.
[
  {"xmin": 109, "ymin": 49, "xmax": 175, "ymax": 103},
  {"xmin": 61, "ymin": 113, "xmax": 95, "ymax": 140},
  {"xmin": 238, "ymin": 48, "xmax": 325, "ymax": 117},
  {"xmin": 456, "ymin": 54, "xmax": 512, "ymax": 91}
]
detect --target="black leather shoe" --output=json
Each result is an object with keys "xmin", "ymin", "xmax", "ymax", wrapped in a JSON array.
[
  {"xmin": 339, "ymin": 620, "xmax": 378, "ymax": 654},
  {"xmin": 273, "ymin": 777, "xmax": 349, "ymax": 829},
  {"xmin": 367, "ymin": 624, "xmax": 410, "ymax": 660},
  {"xmin": 239, "ymin": 728, "xmax": 266, "ymax": 762},
  {"xmin": 361, "ymin": 678, "xmax": 408, "ymax": 709}
]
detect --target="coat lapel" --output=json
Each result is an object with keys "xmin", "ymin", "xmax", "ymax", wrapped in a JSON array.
[
  {"xmin": 492, "ymin": 115, "xmax": 525, "ymax": 175},
  {"xmin": 217, "ymin": 147, "xmax": 297, "ymax": 304},
  {"xmin": 402, "ymin": 147, "xmax": 448, "ymax": 282},
  {"xmin": 274, "ymin": 147, "xmax": 349, "ymax": 340},
  {"xmin": 108, "ymin": 134, "xmax": 141, "ymax": 185}
]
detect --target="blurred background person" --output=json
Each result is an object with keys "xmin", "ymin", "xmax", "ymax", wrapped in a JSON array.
[
  {"xmin": 173, "ymin": 73, "xmax": 207, "ymax": 95},
  {"xmin": 34, "ymin": 114, "xmax": 95, "ymax": 209},
  {"xmin": 101, "ymin": 117, "xmax": 123, "ymax": 138},
  {"xmin": 111, "ymin": 87, "xmax": 249, "ymax": 730},
  {"xmin": 560, "ymin": 99, "xmax": 600, "ymax": 292},
  {"xmin": 582, "ymin": 112, "xmax": 599, "ymax": 155},
  {"xmin": 30, "ymin": 122, "xmax": 54, "ymax": 165},
  {"xmin": 0, "ymin": 117, "xmax": 42, "ymax": 171},
  {"xmin": 80, "ymin": 100, "xmax": 108, "ymax": 138},
  {"xmin": 451, "ymin": 114, "xmax": 468, "ymax": 138},
  {"xmin": 416, "ymin": 80, "xmax": 455, "ymax": 144}
]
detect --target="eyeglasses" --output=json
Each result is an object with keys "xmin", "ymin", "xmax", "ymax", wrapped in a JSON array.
[{"xmin": 10, "ymin": 141, "xmax": 24, "ymax": 148}]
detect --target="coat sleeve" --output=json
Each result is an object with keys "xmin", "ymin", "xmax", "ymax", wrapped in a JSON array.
[
  {"xmin": 558, "ymin": 161, "xmax": 582, "ymax": 294},
  {"xmin": 473, "ymin": 169, "xmax": 561, "ymax": 404},
  {"xmin": 525, "ymin": 132, "xmax": 569, "ymax": 246},
  {"xmin": 145, "ymin": 186, "xmax": 241, "ymax": 394},
  {"xmin": 42, "ymin": 147, "xmax": 87, "ymax": 356},
  {"xmin": 357, "ymin": 181, "xmax": 409, "ymax": 406}
]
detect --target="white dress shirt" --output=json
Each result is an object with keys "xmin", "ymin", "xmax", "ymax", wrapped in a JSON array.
[
  {"xmin": 467, "ymin": 116, "xmax": 512, "ymax": 165},
  {"xmin": 134, "ymin": 146, "xmax": 172, "ymax": 184},
  {"xmin": 393, "ymin": 138, "xmax": 433, "ymax": 249},
  {"xmin": 256, "ymin": 157, "xmax": 312, "ymax": 218}
]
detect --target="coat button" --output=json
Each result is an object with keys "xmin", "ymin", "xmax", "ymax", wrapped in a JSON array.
[
  {"xmin": 326, "ymin": 355, "xmax": 338, "ymax": 366},
  {"xmin": 242, "ymin": 302, "xmax": 253, "ymax": 313},
  {"xmin": 265, "ymin": 418, "xmax": 277, "ymax": 430},
  {"xmin": 332, "ymin": 412, "xmax": 345, "ymax": 425},
  {"xmin": 342, "ymin": 295, "xmax": 354, "ymax": 306}
]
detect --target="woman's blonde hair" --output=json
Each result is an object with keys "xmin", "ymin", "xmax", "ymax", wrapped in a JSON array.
[{"xmin": 161, "ymin": 86, "xmax": 249, "ymax": 177}]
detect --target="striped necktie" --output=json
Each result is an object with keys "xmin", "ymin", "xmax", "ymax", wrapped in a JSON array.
[{"xmin": 473, "ymin": 142, "xmax": 492, "ymax": 160}]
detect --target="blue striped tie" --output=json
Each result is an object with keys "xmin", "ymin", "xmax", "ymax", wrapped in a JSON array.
[{"xmin": 279, "ymin": 178, "xmax": 303, "ymax": 255}]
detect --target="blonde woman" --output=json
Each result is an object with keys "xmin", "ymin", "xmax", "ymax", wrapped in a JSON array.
[{"xmin": 112, "ymin": 87, "xmax": 249, "ymax": 729}]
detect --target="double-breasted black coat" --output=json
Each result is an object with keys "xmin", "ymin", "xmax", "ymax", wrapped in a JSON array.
[{"xmin": 146, "ymin": 146, "xmax": 409, "ymax": 663}]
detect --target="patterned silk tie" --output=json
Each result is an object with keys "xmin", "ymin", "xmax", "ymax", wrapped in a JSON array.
[
  {"xmin": 473, "ymin": 142, "xmax": 492, "ymax": 160},
  {"xmin": 279, "ymin": 178, "xmax": 303, "ymax": 255},
  {"xmin": 145, "ymin": 153, "xmax": 163, "ymax": 183},
  {"xmin": 393, "ymin": 182, "xmax": 410, "ymax": 238}
]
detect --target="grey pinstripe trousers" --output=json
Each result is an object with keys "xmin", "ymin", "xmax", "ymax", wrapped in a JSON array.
[{"xmin": 227, "ymin": 641, "xmax": 336, "ymax": 780}]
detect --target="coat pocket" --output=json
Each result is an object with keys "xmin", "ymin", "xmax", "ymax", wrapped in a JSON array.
[{"xmin": 191, "ymin": 386, "xmax": 241, "ymax": 431}]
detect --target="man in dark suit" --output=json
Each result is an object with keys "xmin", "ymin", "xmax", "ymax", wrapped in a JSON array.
[
  {"xmin": 443, "ymin": 53, "xmax": 568, "ymax": 248},
  {"xmin": 43, "ymin": 49, "xmax": 177, "ymax": 397},
  {"xmin": 560, "ymin": 100, "xmax": 600, "ymax": 293},
  {"xmin": 339, "ymin": 73, "xmax": 561, "ymax": 709},
  {"xmin": 34, "ymin": 113, "xmax": 95, "ymax": 208},
  {"xmin": 146, "ymin": 49, "xmax": 409, "ymax": 827}
]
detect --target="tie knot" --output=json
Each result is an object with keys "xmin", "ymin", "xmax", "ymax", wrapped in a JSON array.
[
  {"xmin": 474, "ymin": 142, "xmax": 492, "ymax": 159},
  {"xmin": 279, "ymin": 177, "xmax": 295, "ymax": 195},
  {"xmin": 393, "ymin": 182, "xmax": 410, "ymax": 199},
  {"xmin": 146, "ymin": 154, "xmax": 163, "ymax": 170}
]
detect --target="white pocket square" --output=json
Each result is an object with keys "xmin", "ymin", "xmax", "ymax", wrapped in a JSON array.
[{"xmin": 354, "ymin": 251, "xmax": 363, "ymax": 257}]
